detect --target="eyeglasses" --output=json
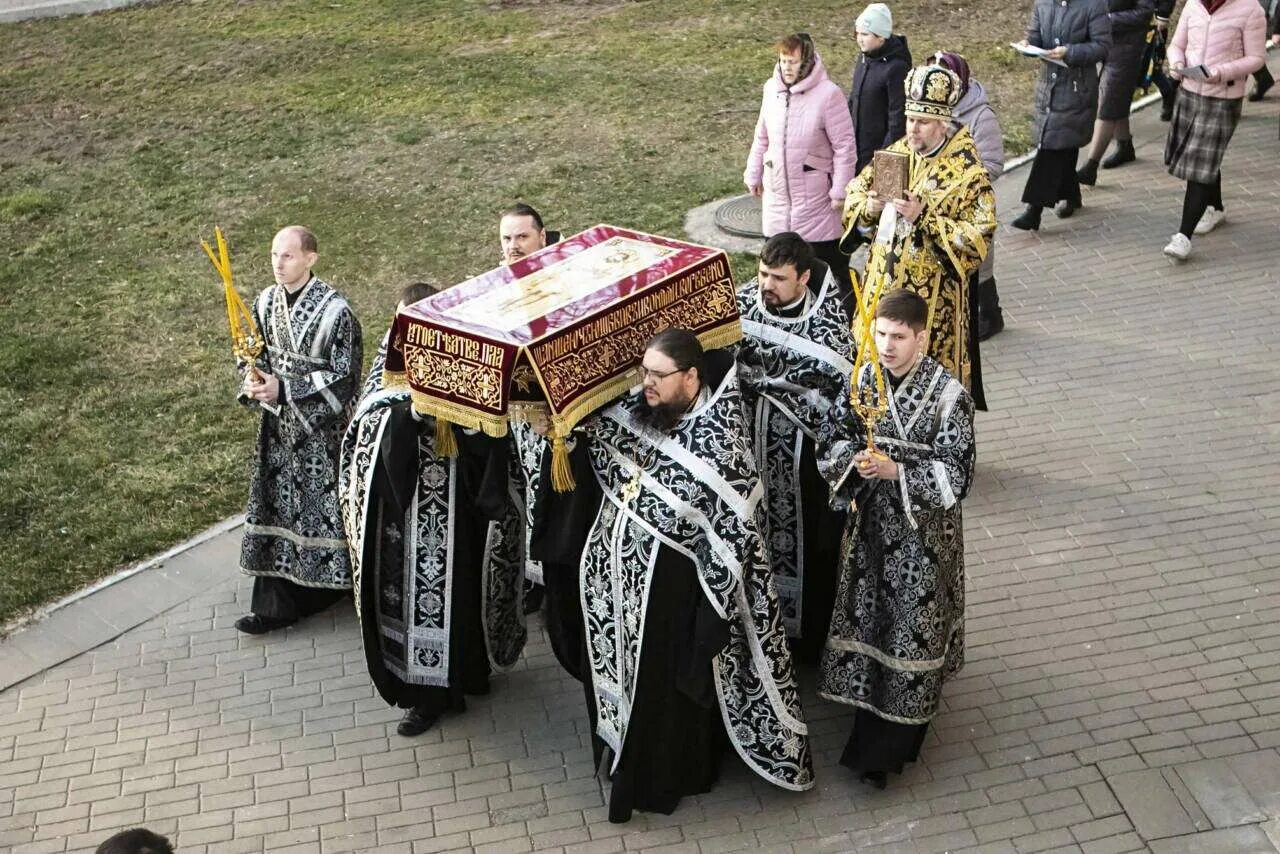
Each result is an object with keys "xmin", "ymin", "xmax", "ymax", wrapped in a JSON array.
[{"xmin": 638, "ymin": 365, "xmax": 686, "ymax": 381}]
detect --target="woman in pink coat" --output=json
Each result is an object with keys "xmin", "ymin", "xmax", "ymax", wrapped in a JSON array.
[
  {"xmin": 1161, "ymin": 0, "xmax": 1267, "ymax": 260},
  {"xmin": 745, "ymin": 33, "xmax": 858, "ymax": 297}
]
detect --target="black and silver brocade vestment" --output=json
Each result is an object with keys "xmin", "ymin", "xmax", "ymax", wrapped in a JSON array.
[
  {"xmin": 735, "ymin": 263, "xmax": 854, "ymax": 650},
  {"xmin": 818, "ymin": 355, "xmax": 975, "ymax": 727},
  {"xmin": 240, "ymin": 277, "xmax": 363, "ymax": 589}
]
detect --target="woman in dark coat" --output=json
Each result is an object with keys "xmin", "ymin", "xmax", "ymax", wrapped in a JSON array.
[
  {"xmin": 1077, "ymin": 0, "xmax": 1158, "ymax": 185},
  {"xmin": 847, "ymin": 3, "xmax": 913, "ymax": 175},
  {"xmin": 1012, "ymin": 0, "xmax": 1112, "ymax": 231}
]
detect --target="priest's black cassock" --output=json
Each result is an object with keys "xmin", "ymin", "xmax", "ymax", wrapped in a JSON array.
[
  {"xmin": 340, "ymin": 334, "xmax": 526, "ymax": 718},
  {"xmin": 533, "ymin": 350, "xmax": 814, "ymax": 823}
]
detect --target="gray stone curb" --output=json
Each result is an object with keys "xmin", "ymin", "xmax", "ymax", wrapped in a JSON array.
[
  {"xmin": 0, "ymin": 0, "xmax": 140, "ymax": 23},
  {"xmin": 0, "ymin": 516, "xmax": 243, "ymax": 691}
]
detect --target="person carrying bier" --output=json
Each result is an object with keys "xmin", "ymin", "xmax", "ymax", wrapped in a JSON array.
[
  {"xmin": 339, "ymin": 281, "xmax": 527, "ymax": 737},
  {"xmin": 532, "ymin": 329, "xmax": 814, "ymax": 823},
  {"xmin": 735, "ymin": 232, "xmax": 854, "ymax": 662}
]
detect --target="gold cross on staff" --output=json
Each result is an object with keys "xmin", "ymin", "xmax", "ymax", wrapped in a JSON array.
[{"xmin": 200, "ymin": 226, "xmax": 264, "ymax": 381}]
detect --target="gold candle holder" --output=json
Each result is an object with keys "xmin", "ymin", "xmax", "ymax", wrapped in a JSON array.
[
  {"xmin": 849, "ymin": 276, "xmax": 889, "ymax": 458},
  {"xmin": 201, "ymin": 227, "xmax": 264, "ymax": 381}
]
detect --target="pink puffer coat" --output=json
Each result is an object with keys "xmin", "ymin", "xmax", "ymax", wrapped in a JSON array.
[
  {"xmin": 744, "ymin": 53, "xmax": 857, "ymax": 242},
  {"xmin": 1168, "ymin": 0, "xmax": 1266, "ymax": 99}
]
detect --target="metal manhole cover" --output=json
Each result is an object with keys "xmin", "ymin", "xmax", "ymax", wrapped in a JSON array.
[{"xmin": 714, "ymin": 194, "xmax": 764, "ymax": 238}]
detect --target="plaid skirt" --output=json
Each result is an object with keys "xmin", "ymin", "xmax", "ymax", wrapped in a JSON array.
[{"xmin": 1165, "ymin": 88, "xmax": 1242, "ymax": 184}]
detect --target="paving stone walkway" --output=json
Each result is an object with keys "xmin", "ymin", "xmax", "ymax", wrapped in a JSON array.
[{"xmin": 3, "ymin": 55, "xmax": 1279, "ymax": 854}]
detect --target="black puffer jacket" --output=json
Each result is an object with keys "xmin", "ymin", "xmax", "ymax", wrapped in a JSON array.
[
  {"xmin": 847, "ymin": 34, "xmax": 912, "ymax": 174},
  {"xmin": 1108, "ymin": 0, "xmax": 1157, "ymax": 44},
  {"xmin": 1027, "ymin": 0, "xmax": 1112, "ymax": 150}
]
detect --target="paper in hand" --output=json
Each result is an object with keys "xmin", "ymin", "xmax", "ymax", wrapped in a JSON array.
[
  {"xmin": 1178, "ymin": 64, "xmax": 1211, "ymax": 81},
  {"xmin": 1010, "ymin": 42, "xmax": 1068, "ymax": 68}
]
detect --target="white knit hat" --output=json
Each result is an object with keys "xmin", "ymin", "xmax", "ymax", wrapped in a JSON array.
[{"xmin": 856, "ymin": 3, "xmax": 893, "ymax": 38}]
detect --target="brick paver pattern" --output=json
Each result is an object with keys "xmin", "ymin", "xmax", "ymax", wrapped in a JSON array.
[{"xmin": 2, "ymin": 75, "xmax": 1278, "ymax": 854}]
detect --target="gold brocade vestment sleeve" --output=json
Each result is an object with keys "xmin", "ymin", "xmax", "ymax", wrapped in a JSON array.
[{"xmin": 840, "ymin": 128, "xmax": 995, "ymax": 391}]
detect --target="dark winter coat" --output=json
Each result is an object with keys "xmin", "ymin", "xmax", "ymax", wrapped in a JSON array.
[
  {"xmin": 1027, "ymin": 0, "xmax": 1113, "ymax": 150},
  {"xmin": 1108, "ymin": 0, "xmax": 1157, "ymax": 43},
  {"xmin": 847, "ymin": 34, "xmax": 912, "ymax": 174}
]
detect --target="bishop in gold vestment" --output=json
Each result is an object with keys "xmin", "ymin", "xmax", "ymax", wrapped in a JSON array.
[{"xmin": 840, "ymin": 65, "xmax": 996, "ymax": 391}]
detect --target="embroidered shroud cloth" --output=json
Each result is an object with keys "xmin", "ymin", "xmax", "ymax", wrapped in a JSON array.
[
  {"xmin": 735, "ymin": 268, "xmax": 854, "ymax": 639},
  {"xmin": 816, "ymin": 356, "xmax": 975, "ymax": 725},
  {"xmin": 580, "ymin": 357, "xmax": 815, "ymax": 792},
  {"xmin": 338, "ymin": 359, "xmax": 526, "ymax": 702},
  {"xmin": 840, "ymin": 127, "xmax": 995, "ymax": 390},
  {"xmin": 240, "ymin": 276, "xmax": 363, "ymax": 589},
  {"xmin": 382, "ymin": 226, "xmax": 740, "ymax": 452}
]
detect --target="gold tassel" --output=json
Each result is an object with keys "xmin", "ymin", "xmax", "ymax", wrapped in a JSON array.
[
  {"xmin": 550, "ymin": 434, "xmax": 576, "ymax": 492},
  {"xmin": 434, "ymin": 417, "xmax": 458, "ymax": 458}
]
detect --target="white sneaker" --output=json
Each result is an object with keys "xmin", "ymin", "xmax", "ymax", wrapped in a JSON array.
[
  {"xmin": 1194, "ymin": 207, "xmax": 1226, "ymax": 235},
  {"xmin": 1163, "ymin": 233, "xmax": 1192, "ymax": 260}
]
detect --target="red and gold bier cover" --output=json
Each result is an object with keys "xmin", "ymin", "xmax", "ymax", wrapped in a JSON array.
[{"xmin": 382, "ymin": 224, "xmax": 739, "ymax": 443}]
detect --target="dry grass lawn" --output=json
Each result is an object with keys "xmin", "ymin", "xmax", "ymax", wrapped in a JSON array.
[{"xmin": 0, "ymin": 0, "xmax": 1042, "ymax": 623}]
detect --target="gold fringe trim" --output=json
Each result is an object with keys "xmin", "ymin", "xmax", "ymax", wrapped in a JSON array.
[
  {"xmin": 550, "ymin": 434, "xmax": 575, "ymax": 492},
  {"xmin": 695, "ymin": 318, "xmax": 743, "ymax": 352},
  {"xmin": 409, "ymin": 390, "xmax": 509, "ymax": 438},
  {"xmin": 382, "ymin": 369, "xmax": 409, "ymax": 391},
  {"xmin": 434, "ymin": 417, "xmax": 458, "ymax": 457}
]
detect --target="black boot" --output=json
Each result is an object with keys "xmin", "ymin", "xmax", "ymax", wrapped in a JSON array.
[
  {"xmin": 396, "ymin": 707, "xmax": 439, "ymax": 737},
  {"xmin": 1101, "ymin": 138, "xmax": 1136, "ymax": 169},
  {"xmin": 1055, "ymin": 198, "xmax": 1080, "ymax": 219},
  {"xmin": 235, "ymin": 614, "xmax": 295, "ymax": 635},
  {"xmin": 1076, "ymin": 158, "xmax": 1099, "ymax": 186},
  {"xmin": 1011, "ymin": 205, "xmax": 1042, "ymax": 231},
  {"xmin": 977, "ymin": 277, "xmax": 1004, "ymax": 341},
  {"xmin": 859, "ymin": 770, "xmax": 888, "ymax": 790}
]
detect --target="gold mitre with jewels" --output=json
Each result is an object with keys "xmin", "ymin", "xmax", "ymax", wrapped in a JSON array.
[{"xmin": 903, "ymin": 64, "xmax": 963, "ymax": 121}]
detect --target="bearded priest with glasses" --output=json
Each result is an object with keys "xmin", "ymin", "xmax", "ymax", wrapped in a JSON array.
[{"xmin": 530, "ymin": 328, "xmax": 814, "ymax": 823}]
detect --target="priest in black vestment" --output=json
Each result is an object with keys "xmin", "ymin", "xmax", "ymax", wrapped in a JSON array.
[
  {"xmin": 339, "ymin": 284, "xmax": 526, "ymax": 736},
  {"xmin": 534, "ymin": 329, "xmax": 814, "ymax": 823},
  {"xmin": 735, "ymin": 232, "xmax": 854, "ymax": 661},
  {"xmin": 237, "ymin": 226, "xmax": 362, "ymax": 634},
  {"xmin": 816, "ymin": 289, "xmax": 975, "ymax": 789}
]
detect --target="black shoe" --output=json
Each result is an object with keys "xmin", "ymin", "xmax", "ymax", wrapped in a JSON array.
[
  {"xmin": 396, "ymin": 707, "xmax": 439, "ymax": 737},
  {"xmin": 859, "ymin": 770, "xmax": 888, "ymax": 790},
  {"xmin": 1055, "ymin": 199, "xmax": 1079, "ymax": 219},
  {"xmin": 1076, "ymin": 159, "xmax": 1099, "ymax": 186},
  {"xmin": 1101, "ymin": 138, "xmax": 1135, "ymax": 169},
  {"xmin": 235, "ymin": 614, "xmax": 295, "ymax": 635},
  {"xmin": 1248, "ymin": 79, "xmax": 1273, "ymax": 102},
  {"xmin": 1161, "ymin": 103, "xmax": 1174, "ymax": 122},
  {"xmin": 1011, "ymin": 205, "xmax": 1042, "ymax": 231},
  {"xmin": 523, "ymin": 581, "xmax": 544, "ymax": 615},
  {"xmin": 978, "ymin": 311, "xmax": 1004, "ymax": 342}
]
